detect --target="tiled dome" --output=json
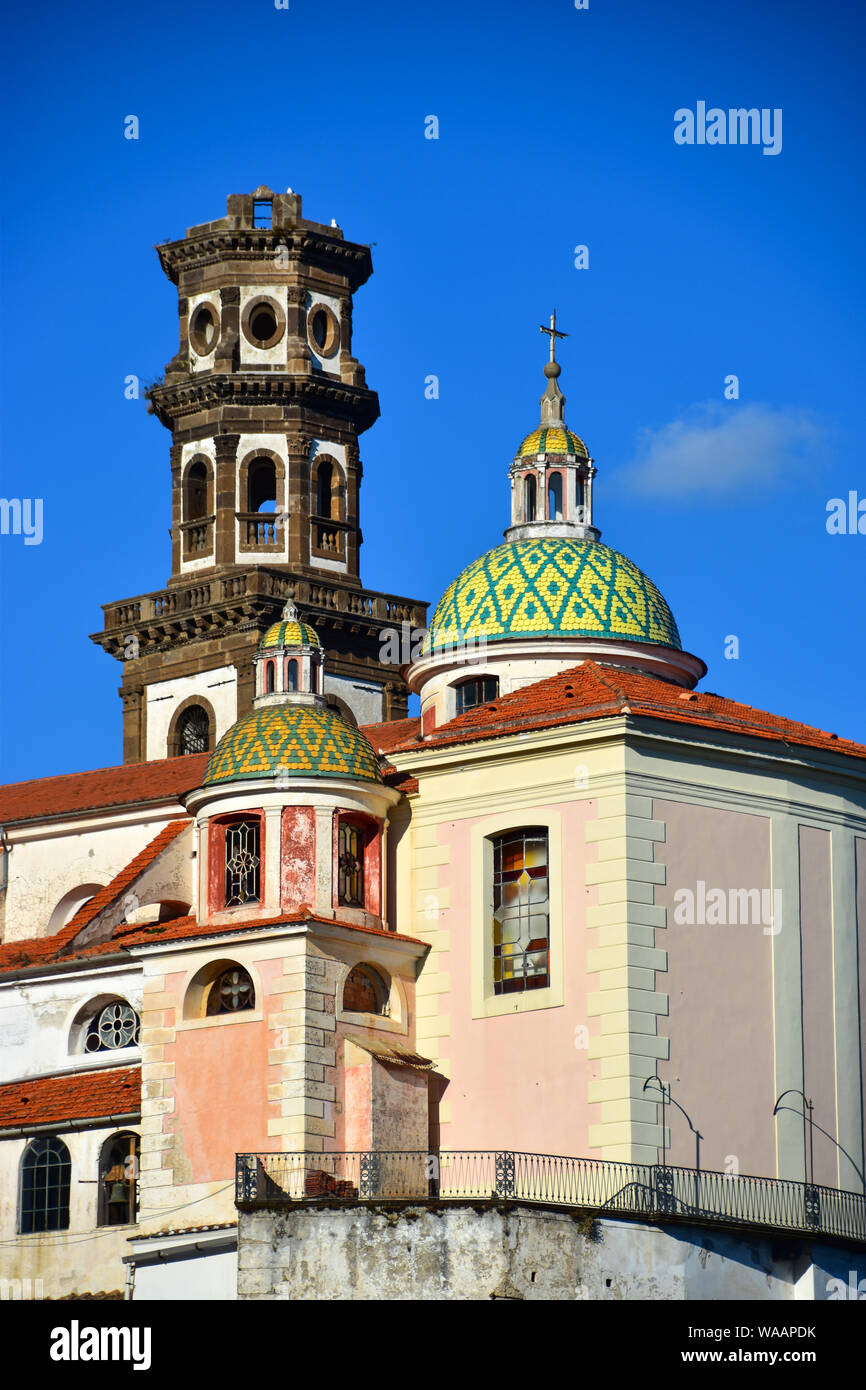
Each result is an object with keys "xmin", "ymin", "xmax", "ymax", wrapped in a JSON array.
[
  {"xmin": 424, "ymin": 537, "xmax": 681, "ymax": 654},
  {"xmin": 204, "ymin": 704, "xmax": 382, "ymax": 785},
  {"xmin": 517, "ymin": 426, "xmax": 589, "ymax": 459},
  {"xmin": 259, "ymin": 618, "xmax": 321, "ymax": 650}
]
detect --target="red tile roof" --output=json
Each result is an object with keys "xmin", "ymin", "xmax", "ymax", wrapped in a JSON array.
[
  {"xmin": 113, "ymin": 909, "xmax": 425, "ymax": 951},
  {"xmin": 0, "ymin": 755, "xmax": 209, "ymax": 826},
  {"xmin": 0, "ymin": 1065, "xmax": 140, "ymax": 1130},
  {"xmin": 389, "ymin": 661, "xmax": 866, "ymax": 763},
  {"xmin": 360, "ymin": 717, "xmax": 421, "ymax": 755}
]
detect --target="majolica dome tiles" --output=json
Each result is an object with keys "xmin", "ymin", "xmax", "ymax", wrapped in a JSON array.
[
  {"xmin": 517, "ymin": 426, "xmax": 589, "ymax": 458},
  {"xmin": 204, "ymin": 705, "xmax": 382, "ymax": 785},
  {"xmin": 259, "ymin": 619, "xmax": 322, "ymax": 650},
  {"xmin": 424, "ymin": 538, "xmax": 681, "ymax": 653}
]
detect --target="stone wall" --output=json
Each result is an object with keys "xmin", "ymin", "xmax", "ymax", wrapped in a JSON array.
[{"xmin": 238, "ymin": 1202, "xmax": 866, "ymax": 1301}]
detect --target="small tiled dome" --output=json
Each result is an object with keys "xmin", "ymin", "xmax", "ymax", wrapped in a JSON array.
[
  {"xmin": 424, "ymin": 537, "xmax": 681, "ymax": 654},
  {"xmin": 517, "ymin": 426, "xmax": 589, "ymax": 459},
  {"xmin": 204, "ymin": 704, "xmax": 382, "ymax": 785},
  {"xmin": 259, "ymin": 618, "xmax": 321, "ymax": 650}
]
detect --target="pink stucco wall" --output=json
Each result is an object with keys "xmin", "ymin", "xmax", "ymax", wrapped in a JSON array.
[
  {"xmin": 653, "ymin": 799, "xmax": 775, "ymax": 1176},
  {"xmin": 169, "ymin": 957, "xmax": 282, "ymax": 1182},
  {"xmin": 432, "ymin": 799, "xmax": 601, "ymax": 1156}
]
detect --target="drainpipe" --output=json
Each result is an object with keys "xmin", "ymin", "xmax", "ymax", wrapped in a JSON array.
[
  {"xmin": 124, "ymin": 1261, "xmax": 135, "ymax": 1301},
  {"xmin": 0, "ymin": 825, "xmax": 10, "ymax": 894}
]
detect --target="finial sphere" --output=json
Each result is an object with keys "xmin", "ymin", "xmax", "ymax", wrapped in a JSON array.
[{"xmin": 544, "ymin": 360, "xmax": 561, "ymax": 379}]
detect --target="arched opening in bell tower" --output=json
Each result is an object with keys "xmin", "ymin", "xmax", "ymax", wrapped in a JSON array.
[
  {"xmin": 248, "ymin": 457, "xmax": 277, "ymax": 513},
  {"xmin": 524, "ymin": 475, "xmax": 537, "ymax": 523}
]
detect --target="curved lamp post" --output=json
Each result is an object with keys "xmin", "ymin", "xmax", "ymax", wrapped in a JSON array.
[{"xmin": 772, "ymin": 1089, "xmax": 866, "ymax": 1194}]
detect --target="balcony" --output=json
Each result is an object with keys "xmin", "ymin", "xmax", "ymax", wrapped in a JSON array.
[
  {"xmin": 181, "ymin": 515, "xmax": 214, "ymax": 560},
  {"xmin": 235, "ymin": 1149, "xmax": 866, "ymax": 1246},
  {"xmin": 310, "ymin": 514, "xmax": 349, "ymax": 562},
  {"xmin": 237, "ymin": 512, "xmax": 285, "ymax": 553}
]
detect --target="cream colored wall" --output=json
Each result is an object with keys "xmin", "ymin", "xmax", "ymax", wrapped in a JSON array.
[
  {"xmin": 1, "ymin": 810, "xmax": 185, "ymax": 943},
  {"xmin": 0, "ymin": 1125, "xmax": 140, "ymax": 1298}
]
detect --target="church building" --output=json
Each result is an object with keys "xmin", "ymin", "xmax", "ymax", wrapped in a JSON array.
[{"xmin": 0, "ymin": 188, "xmax": 864, "ymax": 1302}]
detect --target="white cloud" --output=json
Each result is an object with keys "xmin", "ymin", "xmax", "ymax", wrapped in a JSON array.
[{"xmin": 617, "ymin": 402, "xmax": 829, "ymax": 499}]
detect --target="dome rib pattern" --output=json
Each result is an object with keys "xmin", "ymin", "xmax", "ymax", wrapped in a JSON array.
[
  {"xmin": 259, "ymin": 619, "xmax": 321, "ymax": 650},
  {"xmin": 424, "ymin": 538, "xmax": 681, "ymax": 653},
  {"xmin": 204, "ymin": 705, "xmax": 382, "ymax": 785},
  {"xmin": 518, "ymin": 426, "xmax": 588, "ymax": 458}
]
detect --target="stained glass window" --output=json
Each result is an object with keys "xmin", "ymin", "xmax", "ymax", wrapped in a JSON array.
[
  {"xmin": 206, "ymin": 966, "xmax": 255, "ymax": 1015},
  {"xmin": 339, "ymin": 823, "xmax": 365, "ymax": 907},
  {"xmin": 225, "ymin": 820, "xmax": 261, "ymax": 906},
  {"xmin": 20, "ymin": 1137, "xmax": 71, "ymax": 1234},
  {"xmin": 491, "ymin": 827, "xmax": 550, "ymax": 995}
]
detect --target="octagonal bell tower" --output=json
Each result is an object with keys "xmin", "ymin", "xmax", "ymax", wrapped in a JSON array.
[{"xmin": 92, "ymin": 187, "xmax": 427, "ymax": 763}]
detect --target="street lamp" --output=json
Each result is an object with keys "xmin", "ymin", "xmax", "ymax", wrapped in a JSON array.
[{"xmin": 772, "ymin": 1089, "xmax": 866, "ymax": 1193}]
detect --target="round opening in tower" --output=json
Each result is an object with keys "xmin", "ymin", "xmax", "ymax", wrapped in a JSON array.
[
  {"xmin": 250, "ymin": 305, "xmax": 278, "ymax": 343},
  {"xmin": 189, "ymin": 303, "xmax": 218, "ymax": 355},
  {"xmin": 307, "ymin": 304, "xmax": 339, "ymax": 358}
]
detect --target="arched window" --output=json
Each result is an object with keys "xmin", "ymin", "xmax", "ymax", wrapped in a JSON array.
[
  {"xmin": 523, "ymin": 475, "xmax": 536, "ymax": 523},
  {"xmin": 287, "ymin": 658, "xmax": 298, "ymax": 692},
  {"xmin": 547, "ymin": 472, "xmax": 563, "ymax": 521},
  {"xmin": 316, "ymin": 460, "xmax": 333, "ymax": 519},
  {"xmin": 184, "ymin": 460, "xmax": 208, "ymax": 521},
  {"xmin": 20, "ymin": 1137, "xmax": 71, "ymax": 1234},
  {"xmin": 177, "ymin": 704, "xmax": 210, "ymax": 756},
  {"xmin": 206, "ymin": 965, "xmax": 255, "ymax": 1015},
  {"xmin": 455, "ymin": 676, "xmax": 498, "ymax": 716},
  {"xmin": 338, "ymin": 822, "xmax": 365, "ymax": 907},
  {"xmin": 84, "ymin": 1001, "xmax": 140, "ymax": 1054},
  {"xmin": 265, "ymin": 660, "xmax": 276, "ymax": 694},
  {"xmin": 343, "ymin": 964, "xmax": 390, "ymax": 1016},
  {"xmin": 224, "ymin": 820, "xmax": 261, "ymax": 907},
  {"xmin": 576, "ymin": 477, "xmax": 586, "ymax": 519},
  {"xmin": 247, "ymin": 456, "xmax": 277, "ymax": 513},
  {"xmin": 98, "ymin": 1133, "xmax": 139, "ymax": 1227},
  {"xmin": 490, "ymin": 827, "xmax": 550, "ymax": 995}
]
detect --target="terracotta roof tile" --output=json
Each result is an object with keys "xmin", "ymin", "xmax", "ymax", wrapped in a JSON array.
[
  {"xmin": 0, "ymin": 1065, "xmax": 140, "ymax": 1130},
  {"xmin": 360, "ymin": 717, "xmax": 421, "ymax": 755},
  {"xmin": 390, "ymin": 662, "xmax": 866, "ymax": 764},
  {"xmin": 0, "ymin": 821, "xmax": 191, "ymax": 976},
  {"xmin": 0, "ymin": 755, "xmax": 209, "ymax": 826}
]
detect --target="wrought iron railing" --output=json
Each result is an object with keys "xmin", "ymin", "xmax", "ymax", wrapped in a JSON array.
[{"xmin": 235, "ymin": 1150, "xmax": 866, "ymax": 1245}]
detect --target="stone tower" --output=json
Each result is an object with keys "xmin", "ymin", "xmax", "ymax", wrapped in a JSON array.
[{"xmin": 91, "ymin": 187, "xmax": 426, "ymax": 763}]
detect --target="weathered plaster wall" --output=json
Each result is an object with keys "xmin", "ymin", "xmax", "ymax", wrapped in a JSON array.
[
  {"xmin": 2, "ymin": 814, "xmax": 182, "ymax": 943},
  {"xmin": 237, "ymin": 1203, "xmax": 865, "ymax": 1301},
  {"xmin": 0, "ymin": 966, "xmax": 142, "ymax": 1084},
  {"xmin": 0, "ymin": 1126, "xmax": 140, "ymax": 1298}
]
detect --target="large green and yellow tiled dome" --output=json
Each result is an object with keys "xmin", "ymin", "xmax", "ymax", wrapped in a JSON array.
[
  {"xmin": 259, "ymin": 618, "xmax": 321, "ymax": 650},
  {"xmin": 423, "ymin": 537, "xmax": 681, "ymax": 654},
  {"xmin": 204, "ymin": 705, "xmax": 382, "ymax": 785},
  {"xmin": 517, "ymin": 425, "xmax": 588, "ymax": 458}
]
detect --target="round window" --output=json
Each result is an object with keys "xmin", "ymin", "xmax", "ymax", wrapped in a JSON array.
[
  {"xmin": 250, "ymin": 305, "xmax": 277, "ymax": 342},
  {"xmin": 307, "ymin": 304, "xmax": 339, "ymax": 358},
  {"xmin": 242, "ymin": 297, "xmax": 285, "ymax": 350},
  {"xmin": 189, "ymin": 303, "xmax": 219, "ymax": 355},
  {"xmin": 85, "ymin": 1002, "xmax": 140, "ymax": 1052}
]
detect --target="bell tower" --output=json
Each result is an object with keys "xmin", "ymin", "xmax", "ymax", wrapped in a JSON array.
[{"xmin": 92, "ymin": 187, "xmax": 426, "ymax": 763}]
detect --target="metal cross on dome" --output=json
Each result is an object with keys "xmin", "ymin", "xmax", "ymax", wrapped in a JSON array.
[{"xmin": 540, "ymin": 310, "xmax": 568, "ymax": 362}]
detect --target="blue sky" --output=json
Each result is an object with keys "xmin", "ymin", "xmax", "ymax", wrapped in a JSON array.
[{"xmin": 1, "ymin": 0, "xmax": 864, "ymax": 782}]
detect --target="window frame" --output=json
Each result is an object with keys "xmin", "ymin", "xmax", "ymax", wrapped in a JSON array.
[
  {"xmin": 455, "ymin": 675, "xmax": 499, "ymax": 716},
  {"xmin": 491, "ymin": 826, "xmax": 551, "ymax": 996},
  {"xmin": 470, "ymin": 809, "xmax": 564, "ymax": 1019},
  {"xmin": 223, "ymin": 816, "xmax": 262, "ymax": 908},
  {"xmin": 19, "ymin": 1136, "xmax": 71, "ymax": 1235}
]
